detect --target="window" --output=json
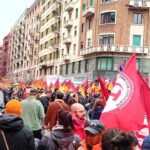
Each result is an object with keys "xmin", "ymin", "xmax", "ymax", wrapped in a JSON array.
[
  {"xmin": 62, "ymin": 49, "xmax": 64, "ymax": 56},
  {"xmin": 99, "ymin": 34, "xmax": 114, "ymax": 44},
  {"xmin": 97, "ymin": 57, "xmax": 113, "ymax": 70},
  {"xmin": 73, "ymin": 44, "xmax": 76, "ymax": 55},
  {"xmin": 81, "ymin": 42, "xmax": 84, "ymax": 49},
  {"xmin": 134, "ymin": 13, "xmax": 142, "ymax": 24},
  {"xmin": 72, "ymin": 62, "xmax": 75, "ymax": 73},
  {"xmin": 101, "ymin": 0, "xmax": 112, "ymax": 3},
  {"xmin": 90, "ymin": 0, "xmax": 94, "ymax": 6},
  {"xmin": 75, "ymin": 8, "xmax": 78, "ymax": 18},
  {"xmin": 74, "ymin": 26, "xmax": 77, "ymax": 36},
  {"xmin": 60, "ymin": 65, "xmax": 63, "ymax": 75},
  {"xmin": 85, "ymin": 59, "xmax": 89, "ymax": 72},
  {"xmin": 78, "ymin": 61, "xmax": 81, "ymax": 73},
  {"xmin": 133, "ymin": 35, "xmax": 141, "ymax": 46},
  {"xmin": 87, "ymin": 38, "xmax": 92, "ymax": 47},
  {"xmin": 82, "ymin": 4, "xmax": 86, "ymax": 12},
  {"xmin": 81, "ymin": 23, "xmax": 84, "ymax": 32},
  {"xmin": 66, "ymin": 64, "xmax": 68, "ymax": 74},
  {"xmin": 88, "ymin": 19, "xmax": 92, "ymax": 30},
  {"xmin": 100, "ymin": 12, "xmax": 116, "ymax": 24}
]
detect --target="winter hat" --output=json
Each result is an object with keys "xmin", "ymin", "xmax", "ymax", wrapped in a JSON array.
[
  {"xmin": 142, "ymin": 135, "xmax": 150, "ymax": 150},
  {"xmin": 5, "ymin": 99, "xmax": 22, "ymax": 116}
]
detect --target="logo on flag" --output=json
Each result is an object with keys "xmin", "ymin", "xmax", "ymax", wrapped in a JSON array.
[{"xmin": 103, "ymin": 73, "xmax": 134, "ymax": 112}]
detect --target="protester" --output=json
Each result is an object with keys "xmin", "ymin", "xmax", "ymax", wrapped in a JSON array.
[
  {"xmin": 142, "ymin": 134, "xmax": 150, "ymax": 150},
  {"xmin": 44, "ymin": 91, "xmax": 69, "ymax": 131},
  {"xmin": 37, "ymin": 109, "xmax": 81, "ymax": 150},
  {"xmin": 79, "ymin": 120, "xmax": 105, "ymax": 150},
  {"xmin": 71, "ymin": 103, "xmax": 86, "ymax": 139},
  {"xmin": 21, "ymin": 89, "xmax": 45, "ymax": 139},
  {"xmin": 88, "ymin": 98, "xmax": 104, "ymax": 120},
  {"xmin": 0, "ymin": 99, "xmax": 35, "ymax": 150},
  {"xmin": 101, "ymin": 128, "xmax": 138, "ymax": 150},
  {"xmin": 39, "ymin": 90, "xmax": 49, "ymax": 114}
]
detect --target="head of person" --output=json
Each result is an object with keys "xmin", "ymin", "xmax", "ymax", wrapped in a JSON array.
[
  {"xmin": 93, "ymin": 98, "xmax": 104, "ymax": 109},
  {"xmin": 56, "ymin": 91, "xmax": 64, "ymax": 100},
  {"xmin": 71, "ymin": 103, "xmax": 86, "ymax": 120},
  {"xmin": 57, "ymin": 109, "xmax": 74, "ymax": 131},
  {"xmin": 5, "ymin": 99, "xmax": 22, "ymax": 117},
  {"xmin": 102, "ymin": 129, "xmax": 138, "ymax": 150},
  {"xmin": 142, "ymin": 134, "xmax": 150, "ymax": 150},
  {"xmin": 30, "ymin": 89, "xmax": 38, "ymax": 96},
  {"xmin": 46, "ymin": 90, "xmax": 52, "ymax": 98},
  {"xmin": 85, "ymin": 120, "xmax": 105, "ymax": 148}
]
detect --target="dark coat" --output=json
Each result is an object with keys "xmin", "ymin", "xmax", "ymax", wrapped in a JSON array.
[
  {"xmin": 0, "ymin": 114, "xmax": 35, "ymax": 150},
  {"xmin": 39, "ymin": 96, "xmax": 49, "ymax": 113},
  {"xmin": 37, "ymin": 127, "xmax": 81, "ymax": 150},
  {"xmin": 142, "ymin": 134, "xmax": 150, "ymax": 150}
]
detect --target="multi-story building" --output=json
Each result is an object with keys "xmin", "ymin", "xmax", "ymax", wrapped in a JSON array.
[
  {"xmin": 9, "ymin": 10, "xmax": 27, "ymax": 81},
  {"xmin": 2, "ymin": 35, "xmax": 10, "ymax": 77},
  {"xmin": 23, "ymin": 0, "xmax": 41, "ymax": 83},
  {"xmin": 59, "ymin": 0, "xmax": 83, "ymax": 82},
  {"xmin": 0, "ymin": 46, "xmax": 4, "ymax": 77},
  {"xmin": 39, "ymin": 0, "xmax": 61, "ymax": 78},
  {"xmin": 61, "ymin": 0, "xmax": 150, "ymax": 81}
]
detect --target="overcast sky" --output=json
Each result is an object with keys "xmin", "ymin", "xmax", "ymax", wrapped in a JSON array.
[{"xmin": 0, "ymin": 0, "xmax": 35, "ymax": 45}]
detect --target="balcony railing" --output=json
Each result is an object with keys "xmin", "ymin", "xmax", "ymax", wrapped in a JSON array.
[
  {"xmin": 80, "ymin": 45, "xmax": 149, "ymax": 55},
  {"xmin": 47, "ymin": 60, "xmax": 54, "ymax": 66},
  {"xmin": 62, "ymin": 54, "xmax": 70, "ymax": 61},
  {"xmin": 128, "ymin": 0, "xmax": 150, "ymax": 9},
  {"xmin": 64, "ymin": 20, "xmax": 73, "ymax": 28},
  {"xmin": 39, "ymin": 61, "xmax": 47, "ymax": 67},
  {"xmin": 63, "ymin": 36, "xmax": 72, "ymax": 44},
  {"xmin": 82, "ymin": 6, "xmax": 95, "ymax": 17},
  {"xmin": 65, "ymin": 2, "xmax": 74, "ymax": 11}
]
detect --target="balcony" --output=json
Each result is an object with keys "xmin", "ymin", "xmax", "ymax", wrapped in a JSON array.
[
  {"xmin": 82, "ymin": 6, "xmax": 95, "ymax": 17},
  {"xmin": 39, "ymin": 61, "xmax": 47, "ymax": 67},
  {"xmin": 64, "ymin": 20, "xmax": 73, "ymax": 28},
  {"xmin": 128, "ymin": 0, "xmax": 150, "ymax": 9},
  {"xmin": 65, "ymin": 3, "xmax": 74, "ymax": 12},
  {"xmin": 63, "ymin": 36, "xmax": 72, "ymax": 44},
  {"xmin": 80, "ymin": 45, "xmax": 149, "ymax": 56},
  {"xmin": 47, "ymin": 60, "xmax": 54, "ymax": 66},
  {"xmin": 52, "ymin": 44, "xmax": 59, "ymax": 49},
  {"xmin": 62, "ymin": 54, "xmax": 70, "ymax": 61}
]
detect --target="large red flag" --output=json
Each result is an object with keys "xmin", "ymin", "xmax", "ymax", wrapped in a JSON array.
[
  {"xmin": 137, "ymin": 71, "xmax": 150, "ymax": 124},
  {"xmin": 97, "ymin": 74, "xmax": 109, "ymax": 101},
  {"xmin": 100, "ymin": 53, "xmax": 145, "ymax": 131}
]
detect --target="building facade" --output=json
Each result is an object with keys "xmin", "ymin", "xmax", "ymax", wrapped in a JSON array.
[
  {"xmin": 6, "ymin": 0, "xmax": 150, "ymax": 82},
  {"xmin": 60, "ymin": 0, "xmax": 150, "ymax": 82},
  {"xmin": 23, "ymin": 0, "xmax": 41, "ymax": 83},
  {"xmin": 39, "ymin": 0, "xmax": 61, "ymax": 79},
  {"xmin": 9, "ymin": 10, "xmax": 27, "ymax": 81}
]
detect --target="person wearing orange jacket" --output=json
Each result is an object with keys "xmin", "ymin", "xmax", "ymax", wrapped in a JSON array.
[{"xmin": 78, "ymin": 120, "xmax": 105, "ymax": 150}]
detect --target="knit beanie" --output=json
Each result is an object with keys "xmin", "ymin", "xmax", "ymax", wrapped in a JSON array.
[
  {"xmin": 5, "ymin": 99, "xmax": 22, "ymax": 116},
  {"xmin": 142, "ymin": 135, "xmax": 150, "ymax": 150}
]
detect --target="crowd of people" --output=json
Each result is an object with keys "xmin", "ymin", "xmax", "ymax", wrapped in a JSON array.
[{"xmin": 0, "ymin": 85, "xmax": 149, "ymax": 150}]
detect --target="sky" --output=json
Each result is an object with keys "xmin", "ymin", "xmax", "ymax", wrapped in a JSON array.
[{"xmin": 0, "ymin": 0, "xmax": 35, "ymax": 45}]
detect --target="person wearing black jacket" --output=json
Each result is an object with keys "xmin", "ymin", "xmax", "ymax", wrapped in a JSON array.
[{"xmin": 0, "ymin": 99, "xmax": 35, "ymax": 150}]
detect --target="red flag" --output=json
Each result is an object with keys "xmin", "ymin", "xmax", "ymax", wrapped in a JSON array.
[
  {"xmin": 100, "ymin": 53, "xmax": 145, "ymax": 131},
  {"xmin": 82, "ymin": 78, "xmax": 88, "ymax": 90},
  {"xmin": 97, "ymin": 74, "xmax": 109, "ymax": 101},
  {"xmin": 137, "ymin": 71, "xmax": 150, "ymax": 124},
  {"xmin": 55, "ymin": 79, "xmax": 59, "ymax": 89}
]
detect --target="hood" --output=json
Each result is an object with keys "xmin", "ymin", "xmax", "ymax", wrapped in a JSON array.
[
  {"xmin": 0, "ymin": 114, "xmax": 24, "ymax": 132},
  {"xmin": 51, "ymin": 128, "xmax": 74, "ymax": 148}
]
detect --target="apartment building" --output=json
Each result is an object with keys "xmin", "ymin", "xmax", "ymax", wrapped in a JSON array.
[
  {"xmin": 9, "ymin": 10, "xmax": 27, "ymax": 81},
  {"xmin": 39, "ymin": 0, "xmax": 61, "ymax": 79},
  {"xmin": 59, "ymin": 0, "xmax": 83, "ymax": 81},
  {"xmin": 2, "ymin": 35, "xmax": 10, "ymax": 77},
  {"xmin": 23, "ymin": 0, "xmax": 41, "ymax": 83},
  {"xmin": 74, "ymin": 0, "xmax": 150, "ymax": 81},
  {"xmin": 0, "ymin": 46, "xmax": 4, "ymax": 77}
]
